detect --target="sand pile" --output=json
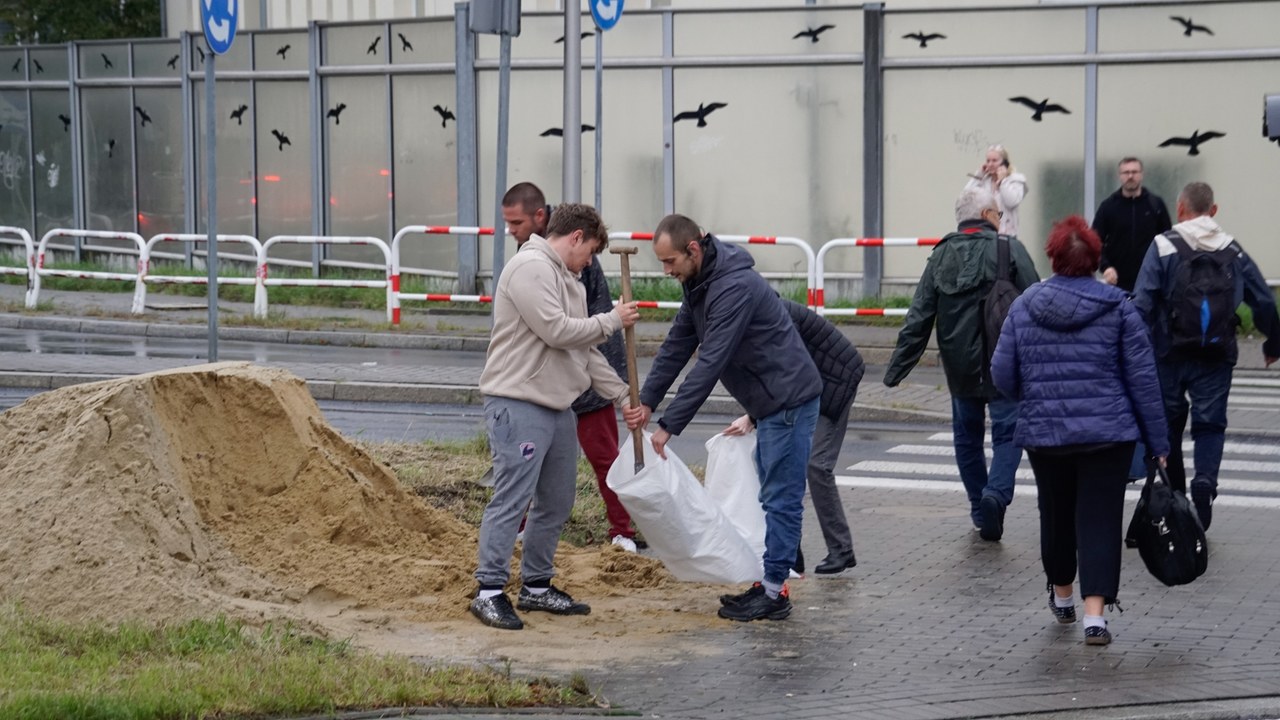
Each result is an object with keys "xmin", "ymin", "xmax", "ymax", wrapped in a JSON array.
[{"xmin": 0, "ymin": 362, "xmax": 668, "ymax": 629}]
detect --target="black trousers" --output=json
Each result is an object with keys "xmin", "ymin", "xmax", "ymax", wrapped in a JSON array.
[{"xmin": 1027, "ymin": 442, "xmax": 1133, "ymax": 604}]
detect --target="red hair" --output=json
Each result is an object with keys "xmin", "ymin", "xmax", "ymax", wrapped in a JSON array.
[{"xmin": 1045, "ymin": 215, "xmax": 1101, "ymax": 277}]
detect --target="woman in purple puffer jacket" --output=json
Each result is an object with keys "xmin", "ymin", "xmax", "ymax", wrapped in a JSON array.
[{"xmin": 991, "ymin": 216, "xmax": 1169, "ymax": 647}]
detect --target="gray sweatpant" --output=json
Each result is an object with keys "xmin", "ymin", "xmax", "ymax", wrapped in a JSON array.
[
  {"xmin": 475, "ymin": 396, "xmax": 580, "ymax": 588},
  {"xmin": 807, "ymin": 400, "xmax": 854, "ymax": 557}
]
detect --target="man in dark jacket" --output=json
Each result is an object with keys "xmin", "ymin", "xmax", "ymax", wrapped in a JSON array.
[
  {"xmin": 1093, "ymin": 157, "xmax": 1172, "ymax": 292},
  {"xmin": 631, "ymin": 214, "xmax": 821, "ymax": 622},
  {"xmin": 1132, "ymin": 181, "xmax": 1280, "ymax": 530},
  {"xmin": 500, "ymin": 183, "xmax": 640, "ymax": 550},
  {"xmin": 884, "ymin": 186, "xmax": 1040, "ymax": 541},
  {"xmin": 725, "ymin": 300, "xmax": 864, "ymax": 574}
]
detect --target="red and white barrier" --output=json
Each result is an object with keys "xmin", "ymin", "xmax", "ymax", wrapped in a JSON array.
[
  {"xmin": 32, "ymin": 229, "xmax": 148, "ymax": 313},
  {"xmin": 137, "ymin": 234, "xmax": 266, "ymax": 316},
  {"xmin": 814, "ymin": 237, "xmax": 940, "ymax": 316},
  {"xmin": 259, "ymin": 235, "xmax": 393, "ymax": 321},
  {"xmin": 0, "ymin": 226, "xmax": 36, "ymax": 308},
  {"xmin": 390, "ymin": 225, "xmax": 497, "ymax": 325}
]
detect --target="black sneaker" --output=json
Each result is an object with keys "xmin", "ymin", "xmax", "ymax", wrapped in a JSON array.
[
  {"xmin": 516, "ymin": 584, "xmax": 591, "ymax": 615},
  {"xmin": 719, "ymin": 581, "xmax": 790, "ymax": 607},
  {"xmin": 1191, "ymin": 482, "xmax": 1215, "ymax": 531},
  {"xmin": 1048, "ymin": 592, "xmax": 1076, "ymax": 624},
  {"xmin": 979, "ymin": 495, "xmax": 1005, "ymax": 542},
  {"xmin": 469, "ymin": 593, "xmax": 524, "ymax": 630},
  {"xmin": 814, "ymin": 551, "xmax": 857, "ymax": 575},
  {"xmin": 718, "ymin": 586, "xmax": 792, "ymax": 622},
  {"xmin": 1084, "ymin": 625, "xmax": 1111, "ymax": 646}
]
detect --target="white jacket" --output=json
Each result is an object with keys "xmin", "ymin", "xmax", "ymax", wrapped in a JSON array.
[{"xmin": 966, "ymin": 172, "xmax": 1028, "ymax": 237}]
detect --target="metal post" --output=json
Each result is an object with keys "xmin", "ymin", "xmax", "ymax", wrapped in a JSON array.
[
  {"xmin": 661, "ymin": 10, "xmax": 674, "ymax": 216},
  {"xmin": 128, "ymin": 45, "xmax": 140, "ymax": 234},
  {"xmin": 493, "ymin": 33, "xmax": 512, "ymax": 289},
  {"xmin": 862, "ymin": 2, "xmax": 884, "ymax": 298},
  {"xmin": 563, "ymin": 4, "xmax": 582, "ymax": 202},
  {"xmin": 181, "ymin": 33, "xmax": 195, "ymax": 250},
  {"xmin": 1083, "ymin": 4, "xmax": 1099, "ymax": 222},
  {"xmin": 25, "ymin": 50, "xmax": 36, "ymax": 234},
  {"xmin": 250, "ymin": 76, "xmax": 260, "ymax": 240},
  {"xmin": 594, "ymin": 29, "xmax": 603, "ymax": 211},
  {"xmin": 386, "ymin": 68, "xmax": 396, "ymax": 246},
  {"xmin": 454, "ymin": 1, "xmax": 478, "ymax": 294},
  {"xmin": 205, "ymin": 49, "xmax": 219, "ymax": 362},
  {"xmin": 67, "ymin": 43, "xmax": 84, "ymax": 257},
  {"xmin": 308, "ymin": 21, "xmax": 324, "ymax": 275}
]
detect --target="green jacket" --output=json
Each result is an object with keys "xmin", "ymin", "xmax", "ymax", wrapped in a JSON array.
[{"xmin": 884, "ymin": 221, "xmax": 1040, "ymax": 398}]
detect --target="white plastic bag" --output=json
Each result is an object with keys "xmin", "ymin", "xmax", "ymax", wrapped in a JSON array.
[
  {"xmin": 703, "ymin": 432, "xmax": 766, "ymax": 558},
  {"xmin": 606, "ymin": 432, "xmax": 762, "ymax": 583}
]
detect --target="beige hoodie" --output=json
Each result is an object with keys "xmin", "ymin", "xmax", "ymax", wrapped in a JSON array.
[{"xmin": 479, "ymin": 234, "xmax": 628, "ymax": 410}]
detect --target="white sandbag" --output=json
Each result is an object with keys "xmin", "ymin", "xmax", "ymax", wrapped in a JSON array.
[
  {"xmin": 606, "ymin": 432, "xmax": 762, "ymax": 584},
  {"xmin": 703, "ymin": 432, "xmax": 766, "ymax": 558}
]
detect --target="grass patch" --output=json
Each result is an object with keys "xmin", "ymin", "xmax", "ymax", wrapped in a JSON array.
[{"xmin": 0, "ymin": 604, "xmax": 598, "ymax": 719}]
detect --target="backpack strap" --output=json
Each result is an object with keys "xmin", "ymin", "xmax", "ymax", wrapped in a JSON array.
[
  {"xmin": 1164, "ymin": 229, "xmax": 1193, "ymax": 256},
  {"xmin": 996, "ymin": 234, "xmax": 1013, "ymax": 281}
]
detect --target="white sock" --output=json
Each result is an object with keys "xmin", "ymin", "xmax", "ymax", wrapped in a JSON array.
[
  {"xmin": 1083, "ymin": 614, "xmax": 1106, "ymax": 630},
  {"xmin": 1054, "ymin": 594, "xmax": 1075, "ymax": 608},
  {"xmin": 478, "ymin": 588, "xmax": 502, "ymax": 600},
  {"xmin": 524, "ymin": 586, "xmax": 549, "ymax": 595},
  {"xmin": 762, "ymin": 579, "xmax": 783, "ymax": 600}
]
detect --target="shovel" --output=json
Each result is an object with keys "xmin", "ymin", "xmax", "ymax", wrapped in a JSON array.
[{"xmin": 610, "ymin": 246, "xmax": 645, "ymax": 473}]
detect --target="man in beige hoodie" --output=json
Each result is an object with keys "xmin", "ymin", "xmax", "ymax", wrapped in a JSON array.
[{"xmin": 470, "ymin": 203, "xmax": 642, "ymax": 631}]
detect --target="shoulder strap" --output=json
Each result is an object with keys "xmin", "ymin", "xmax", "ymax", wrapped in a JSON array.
[
  {"xmin": 1164, "ymin": 229, "xmax": 1193, "ymax": 256},
  {"xmin": 996, "ymin": 235, "xmax": 1012, "ymax": 281}
]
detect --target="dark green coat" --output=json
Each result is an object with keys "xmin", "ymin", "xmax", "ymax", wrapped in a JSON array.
[{"xmin": 883, "ymin": 220, "xmax": 1040, "ymax": 398}]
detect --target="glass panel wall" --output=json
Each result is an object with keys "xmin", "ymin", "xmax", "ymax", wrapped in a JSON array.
[
  {"xmin": 1099, "ymin": 2, "xmax": 1280, "ymax": 53},
  {"xmin": 31, "ymin": 90, "xmax": 74, "ymax": 237},
  {"xmin": 81, "ymin": 88, "xmax": 135, "ymax": 233},
  {"xmin": 29, "ymin": 48, "xmax": 69, "ymax": 81},
  {"xmin": 325, "ymin": 24, "xmax": 390, "ymax": 66},
  {"xmin": 477, "ymin": 12, "xmax": 661, "ymax": 60},
  {"xmin": 79, "ymin": 44, "xmax": 129, "ymax": 80},
  {"xmin": 390, "ymin": 20, "xmax": 454, "ymax": 65},
  {"xmin": 255, "ymin": 81, "xmax": 313, "ymax": 246},
  {"xmin": 0, "ymin": 90, "xmax": 31, "ymax": 232},
  {"xmin": 194, "ymin": 80, "xmax": 255, "ymax": 236},
  {"xmin": 135, "ymin": 87, "xmax": 184, "ymax": 236},
  {"xmin": 324, "ymin": 75, "xmax": 392, "ymax": 267},
  {"xmin": 1, "ymin": 49, "xmax": 24, "ymax": 81},
  {"xmin": 676, "ymin": 8, "xmax": 862, "ymax": 56},
  {"xmin": 392, "ymin": 73, "xmax": 460, "ymax": 276},
  {"xmin": 883, "ymin": 8, "xmax": 1084, "ymax": 59},
  {"xmin": 254, "ymin": 32, "xmax": 308, "ymax": 71},
  {"xmin": 133, "ymin": 41, "xmax": 183, "ymax": 78}
]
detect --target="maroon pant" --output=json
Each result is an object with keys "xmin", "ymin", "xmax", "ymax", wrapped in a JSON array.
[{"xmin": 576, "ymin": 405, "xmax": 634, "ymax": 539}]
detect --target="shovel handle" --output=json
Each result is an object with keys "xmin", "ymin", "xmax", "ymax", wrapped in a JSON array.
[{"xmin": 611, "ymin": 246, "xmax": 645, "ymax": 471}]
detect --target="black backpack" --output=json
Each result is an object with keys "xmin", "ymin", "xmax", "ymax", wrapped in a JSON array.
[
  {"xmin": 1124, "ymin": 463, "xmax": 1208, "ymax": 587},
  {"xmin": 981, "ymin": 236, "xmax": 1020, "ymax": 378},
  {"xmin": 1165, "ymin": 230, "xmax": 1239, "ymax": 359}
]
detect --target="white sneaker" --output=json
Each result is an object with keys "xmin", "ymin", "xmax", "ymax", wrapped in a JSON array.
[{"xmin": 611, "ymin": 535, "xmax": 638, "ymax": 553}]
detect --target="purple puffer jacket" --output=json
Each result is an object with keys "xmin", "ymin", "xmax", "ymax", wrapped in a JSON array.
[{"xmin": 990, "ymin": 275, "xmax": 1169, "ymax": 455}]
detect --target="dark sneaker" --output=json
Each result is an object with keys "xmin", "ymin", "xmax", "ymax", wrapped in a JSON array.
[
  {"xmin": 979, "ymin": 495, "xmax": 1005, "ymax": 542},
  {"xmin": 1084, "ymin": 625, "xmax": 1112, "ymax": 646},
  {"xmin": 516, "ymin": 584, "xmax": 591, "ymax": 615},
  {"xmin": 469, "ymin": 593, "xmax": 524, "ymax": 630},
  {"xmin": 1191, "ymin": 482, "xmax": 1215, "ymax": 531},
  {"xmin": 718, "ymin": 587, "xmax": 793, "ymax": 622},
  {"xmin": 1048, "ymin": 592, "xmax": 1076, "ymax": 624},
  {"xmin": 814, "ymin": 551, "xmax": 857, "ymax": 575},
  {"xmin": 719, "ymin": 581, "xmax": 790, "ymax": 607}
]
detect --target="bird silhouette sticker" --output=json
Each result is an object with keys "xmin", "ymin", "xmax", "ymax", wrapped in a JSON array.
[
  {"xmin": 367, "ymin": 36, "xmax": 381, "ymax": 55},
  {"xmin": 554, "ymin": 31, "xmax": 595, "ymax": 43},
  {"xmin": 793, "ymin": 25, "xmax": 835, "ymax": 43},
  {"xmin": 271, "ymin": 129, "xmax": 291, "ymax": 151},
  {"xmin": 10, "ymin": 58, "xmax": 20, "ymax": 73},
  {"xmin": 432, "ymin": 105, "xmax": 455, "ymax": 128},
  {"xmin": 58, "ymin": 114, "xmax": 70, "ymax": 132},
  {"xmin": 327, "ymin": 103, "xmax": 347, "ymax": 125},
  {"xmin": 398, "ymin": 33, "xmax": 414, "ymax": 52},
  {"xmin": 107, "ymin": 139, "xmax": 116, "ymax": 159},
  {"xmin": 196, "ymin": 46, "xmax": 206, "ymax": 63},
  {"xmin": 276, "ymin": 44, "xmax": 291, "ymax": 59},
  {"xmin": 674, "ymin": 102, "xmax": 728, "ymax": 128},
  {"xmin": 1159, "ymin": 130, "xmax": 1225, "ymax": 156},
  {"xmin": 1170, "ymin": 16, "xmax": 1213, "ymax": 36},
  {"xmin": 903, "ymin": 31, "xmax": 946, "ymax": 48},
  {"xmin": 1009, "ymin": 96, "xmax": 1071, "ymax": 121},
  {"xmin": 101, "ymin": 53, "xmax": 114, "ymax": 70},
  {"xmin": 134, "ymin": 106, "xmax": 152, "ymax": 127},
  {"xmin": 540, "ymin": 125, "xmax": 596, "ymax": 137},
  {"xmin": 166, "ymin": 54, "xmax": 179, "ymax": 69},
  {"xmin": 230, "ymin": 104, "xmax": 249, "ymax": 125},
  {"xmin": 32, "ymin": 59, "xmax": 43, "ymax": 73}
]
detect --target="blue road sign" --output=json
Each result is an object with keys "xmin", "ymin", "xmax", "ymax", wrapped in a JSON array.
[
  {"xmin": 589, "ymin": 0, "xmax": 624, "ymax": 31},
  {"xmin": 200, "ymin": 0, "xmax": 239, "ymax": 55}
]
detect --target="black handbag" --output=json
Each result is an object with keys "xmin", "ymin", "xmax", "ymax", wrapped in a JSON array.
[{"xmin": 1124, "ymin": 463, "xmax": 1208, "ymax": 586}]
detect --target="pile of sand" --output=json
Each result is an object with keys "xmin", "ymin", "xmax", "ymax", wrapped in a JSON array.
[{"xmin": 0, "ymin": 363, "xmax": 672, "ymax": 632}]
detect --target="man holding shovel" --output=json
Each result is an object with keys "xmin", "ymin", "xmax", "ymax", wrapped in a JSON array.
[
  {"xmin": 471, "ymin": 203, "xmax": 643, "ymax": 631},
  {"xmin": 628, "ymin": 214, "xmax": 821, "ymax": 622}
]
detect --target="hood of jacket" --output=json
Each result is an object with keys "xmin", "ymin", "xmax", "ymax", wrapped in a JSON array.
[
  {"xmin": 933, "ymin": 221, "xmax": 999, "ymax": 296},
  {"xmin": 1172, "ymin": 214, "xmax": 1234, "ymax": 252},
  {"xmin": 683, "ymin": 234, "xmax": 754, "ymax": 302},
  {"xmin": 1024, "ymin": 275, "xmax": 1124, "ymax": 333}
]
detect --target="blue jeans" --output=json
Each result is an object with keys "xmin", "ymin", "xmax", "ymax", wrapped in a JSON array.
[
  {"xmin": 754, "ymin": 396, "xmax": 820, "ymax": 586},
  {"xmin": 951, "ymin": 395, "xmax": 1021, "ymax": 524},
  {"xmin": 1157, "ymin": 358, "xmax": 1233, "ymax": 495}
]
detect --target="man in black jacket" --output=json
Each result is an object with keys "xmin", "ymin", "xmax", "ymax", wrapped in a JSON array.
[
  {"xmin": 724, "ymin": 300, "xmax": 864, "ymax": 574},
  {"xmin": 1093, "ymin": 157, "xmax": 1172, "ymax": 292},
  {"xmin": 631, "ymin": 214, "xmax": 821, "ymax": 622}
]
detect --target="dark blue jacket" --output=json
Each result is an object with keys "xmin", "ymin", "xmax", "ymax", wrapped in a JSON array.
[
  {"xmin": 990, "ymin": 275, "xmax": 1169, "ymax": 455},
  {"xmin": 640, "ymin": 235, "xmax": 821, "ymax": 435}
]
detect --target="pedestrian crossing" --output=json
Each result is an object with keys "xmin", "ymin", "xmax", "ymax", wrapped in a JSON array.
[{"xmin": 836, "ymin": 431, "xmax": 1280, "ymax": 510}]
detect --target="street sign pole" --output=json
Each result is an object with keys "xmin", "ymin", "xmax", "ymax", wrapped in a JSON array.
[
  {"xmin": 199, "ymin": 0, "xmax": 239, "ymax": 363},
  {"xmin": 588, "ymin": 0, "xmax": 622, "ymax": 211},
  {"xmin": 594, "ymin": 31, "xmax": 603, "ymax": 211}
]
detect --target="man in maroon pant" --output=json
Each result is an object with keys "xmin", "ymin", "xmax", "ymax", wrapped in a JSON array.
[{"xmin": 502, "ymin": 182, "xmax": 639, "ymax": 550}]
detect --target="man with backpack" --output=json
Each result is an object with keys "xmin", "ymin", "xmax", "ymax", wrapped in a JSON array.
[
  {"xmin": 1133, "ymin": 181, "xmax": 1280, "ymax": 530},
  {"xmin": 885, "ymin": 186, "xmax": 1040, "ymax": 541}
]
